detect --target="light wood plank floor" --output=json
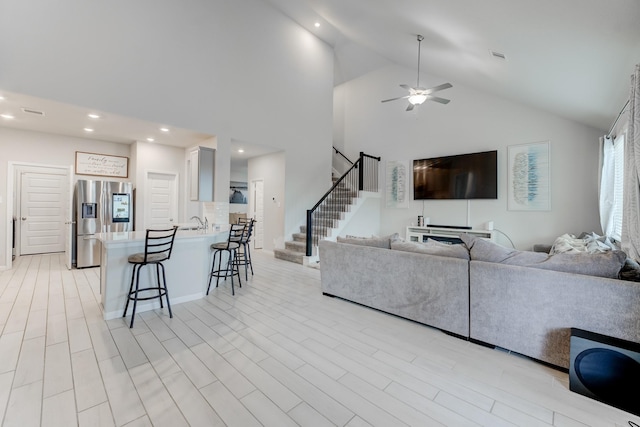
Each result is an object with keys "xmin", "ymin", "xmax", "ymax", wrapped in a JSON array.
[{"xmin": 0, "ymin": 251, "xmax": 638, "ymax": 426}]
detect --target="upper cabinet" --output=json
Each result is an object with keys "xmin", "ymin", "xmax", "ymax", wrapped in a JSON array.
[{"xmin": 189, "ymin": 147, "xmax": 215, "ymax": 201}]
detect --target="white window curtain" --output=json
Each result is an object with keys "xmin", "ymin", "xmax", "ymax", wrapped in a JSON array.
[
  {"xmin": 621, "ymin": 64, "xmax": 640, "ymax": 260},
  {"xmin": 599, "ymin": 135, "xmax": 624, "ymax": 240},
  {"xmin": 600, "ymin": 136, "xmax": 615, "ymax": 235}
]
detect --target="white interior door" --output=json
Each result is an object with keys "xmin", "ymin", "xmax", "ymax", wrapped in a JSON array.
[
  {"xmin": 145, "ymin": 172, "xmax": 178, "ymax": 229},
  {"xmin": 20, "ymin": 171, "xmax": 67, "ymax": 255},
  {"xmin": 252, "ymin": 179, "xmax": 264, "ymax": 249}
]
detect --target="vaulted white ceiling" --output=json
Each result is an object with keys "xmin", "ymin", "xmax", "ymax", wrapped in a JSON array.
[
  {"xmin": 1, "ymin": 0, "xmax": 638, "ymax": 147},
  {"xmin": 267, "ymin": 0, "xmax": 640, "ymax": 132}
]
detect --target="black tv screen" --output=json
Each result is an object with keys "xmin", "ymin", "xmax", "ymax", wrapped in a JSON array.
[{"xmin": 413, "ymin": 150, "xmax": 497, "ymax": 200}]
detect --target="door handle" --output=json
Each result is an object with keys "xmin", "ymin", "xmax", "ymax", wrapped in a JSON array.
[{"xmin": 21, "ymin": 217, "xmax": 27, "ymax": 221}]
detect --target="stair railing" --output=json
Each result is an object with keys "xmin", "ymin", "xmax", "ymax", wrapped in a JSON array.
[
  {"xmin": 332, "ymin": 146, "xmax": 354, "ymax": 177},
  {"xmin": 306, "ymin": 152, "xmax": 381, "ymax": 256}
]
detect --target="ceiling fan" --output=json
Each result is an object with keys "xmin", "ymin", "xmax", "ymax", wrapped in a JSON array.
[{"xmin": 381, "ymin": 35, "xmax": 452, "ymax": 111}]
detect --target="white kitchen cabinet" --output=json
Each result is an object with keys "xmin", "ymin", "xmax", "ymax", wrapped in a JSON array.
[{"xmin": 190, "ymin": 147, "xmax": 215, "ymax": 201}]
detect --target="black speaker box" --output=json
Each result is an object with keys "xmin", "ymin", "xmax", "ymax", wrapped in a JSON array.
[{"xmin": 570, "ymin": 328, "xmax": 640, "ymax": 416}]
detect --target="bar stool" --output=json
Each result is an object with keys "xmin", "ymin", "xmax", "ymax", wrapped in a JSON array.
[
  {"xmin": 234, "ymin": 218, "xmax": 255, "ymax": 280},
  {"xmin": 207, "ymin": 223, "xmax": 245, "ymax": 295},
  {"xmin": 123, "ymin": 226, "xmax": 178, "ymax": 328}
]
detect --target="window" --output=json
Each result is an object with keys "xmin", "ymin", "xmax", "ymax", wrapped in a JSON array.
[
  {"xmin": 611, "ymin": 134, "xmax": 624, "ymax": 241},
  {"xmin": 600, "ymin": 134, "xmax": 625, "ymax": 242}
]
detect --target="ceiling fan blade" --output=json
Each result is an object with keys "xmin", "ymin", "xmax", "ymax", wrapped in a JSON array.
[
  {"xmin": 406, "ymin": 103, "xmax": 415, "ymax": 111},
  {"xmin": 424, "ymin": 83, "xmax": 453, "ymax": 95},
  {"xmin": 426, "ymin": 95, "xmax": 451, "ymax": 104},
  {"xmin": 381, "ymin": 95, "xmax": 409, "ymax": 103},
  {"xmin": 399, "ymin": 84, "xmax": 411, "ymax": 90}
]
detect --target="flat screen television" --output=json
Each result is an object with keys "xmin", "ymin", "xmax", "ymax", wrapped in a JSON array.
[{"xmin": 413, "ymin": 150, "xmax": 498, "ymax": 200}]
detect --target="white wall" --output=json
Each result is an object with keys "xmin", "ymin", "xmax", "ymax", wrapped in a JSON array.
[
  {"xmin": 132, "ymin": 141, "xmax": 187, "ymax": 231},
  {"xmin": 0, "ymin": 0, "xmax": 333, "ymax": 265},
  {"xmin": 334, "ymin": 66, "xmax": 604, "ymax": 250},
  {"xmin": 248, "ymin": 151, "xmax": 286, "ymax": 252},
  {"xmin": 339, "ymin": 196, "xmax": 382, "ymax": 238},
  {"xmin": 0, "ymin": 128, "xmax": 131, "ymax": 265}
]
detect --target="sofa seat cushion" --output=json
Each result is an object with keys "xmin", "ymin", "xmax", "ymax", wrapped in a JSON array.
[
  {"xmin": 336, "ymin": 233, "xmax": 400, "ymax": 249},
  {"xmin": 461, "ymin": 234, "xmax": 626, "ymax": 279},
  {"xmin": 391, "ymin": 239, "xmax": 470, "ymax": 260}
]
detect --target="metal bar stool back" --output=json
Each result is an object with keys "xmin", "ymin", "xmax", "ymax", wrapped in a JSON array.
[
  {"xmin": 234, "ymin": 218, "xmax": 255, "ymax": 280},
  {"xmin": 208, "ymin": 223, "xmax": 245, "ymax": 295},
  {"xmin": 123, "ymin": 226, "xmax": 178, "ymax": 328}
]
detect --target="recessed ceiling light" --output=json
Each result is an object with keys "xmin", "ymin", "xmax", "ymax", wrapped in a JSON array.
[
  {"xmin": 147, "ymin": 137, "xmax": 155, "ymax": 142},
  {"xmin": 238, "ymin": 149, "xmax": 245, "ymax": 153},
  {"xmin": 88, "ymin": 113, "xmax": 101, "ymax": 119},
  {"xmin": 0, "ymin": 96, "xmax": 5, "ymax": 101},
  {"xmin": 314, "ymin": 22, "xmax": 320, "ymax": 28},
  {"xmin": 84, "ymin": 127, "xmax": 94, "ymax": 132},
  {"xmin": 160, "ymin": 127, "xmax": 170, "ymax": 132},
  {"xmin": 1, "ymin": 113, "xmax": 14, "ymax": 119}
]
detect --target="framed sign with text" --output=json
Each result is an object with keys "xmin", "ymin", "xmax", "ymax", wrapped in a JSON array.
[{"xmin": 75, "ymin": 151, "xmax": 129, "ymax": 178}]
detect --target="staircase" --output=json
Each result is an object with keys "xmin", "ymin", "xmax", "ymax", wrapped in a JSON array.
[
  {"xmin": 274, "ymin": 181, "xmax": 358, "ymax": 265},
  {"xmin": 275, "ymin": 151, "xmax": 381, "ymax": 266}
]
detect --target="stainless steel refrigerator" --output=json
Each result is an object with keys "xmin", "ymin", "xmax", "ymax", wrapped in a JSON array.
[{"xmin": 75, "ymin": 179, "xmax": 134, "ymax": 268}]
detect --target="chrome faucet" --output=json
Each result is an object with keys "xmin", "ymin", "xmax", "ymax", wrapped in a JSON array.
[{"xmin": 190, "ymin": 216, "xmax": 204, "ymax": 229}]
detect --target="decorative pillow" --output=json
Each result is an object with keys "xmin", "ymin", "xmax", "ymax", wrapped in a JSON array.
[
  {"xmin": 391, "ymin": 239, "xmax": 469, "ymax": 260},
  {"xmin": 460, "ymin": 234, "xmax": 626, "ymax": 279},
  {"xmin": 336, "ymin": 233, "xmax": 400, "ymax": 249}
]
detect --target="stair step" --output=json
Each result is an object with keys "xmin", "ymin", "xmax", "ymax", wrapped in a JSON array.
[
  {"xmin": 328, "ymin": 194, "xmax": 355, "ymax": 201},
  {"xmin": 309, "ymin": 221, "xmax": 338, "ymax": 230},
  {"xmin": 285, "ymin": 241, "xmax": 318, "ymax": 255},
  {"xmin": 274, "ymin": 248, "xmax": 304, "ymax": 264},
  {"xmin": 285, "ymin": 240, "xmax": 306, "ymax": 253},
  {"xmin": 326, "ymin": 199, "xmax": 353, "ymax": 207},
  {"xmin": 292, "ymin": 233, "xmax": 306, "ymax": 242},
  {"xmin": 331, "ymin": 188, "xmax": 357, "ymax": 195},
  {"xmin": 294, "ymin": 224, "xmax": 335, "ymax": 237},
  {"xmin": 314, "ymin": 211, "xmax": 344, "ymax": 220},
  {"xmin": 318, "ymin": 202, "xmax": 351, "ymax": 211}
]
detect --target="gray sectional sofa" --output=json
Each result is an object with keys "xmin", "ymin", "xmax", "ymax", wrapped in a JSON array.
[
  {"xmin": 319, "ymin": 238, "xmax": 470, "ymax": 337},
  {"xmin": 318, "ymin": 234, "xmax": 640, "ymax": 369}
]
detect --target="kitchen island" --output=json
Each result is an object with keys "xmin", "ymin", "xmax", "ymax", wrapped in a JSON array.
[{"xmin": 98, "ymin": 227, "xmax": 229, "ymax": 320}]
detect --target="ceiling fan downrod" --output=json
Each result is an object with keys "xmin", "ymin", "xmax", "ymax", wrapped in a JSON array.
[{"xmin": 416, "ymin": 34, "xmax": 424, "ymax": 88}]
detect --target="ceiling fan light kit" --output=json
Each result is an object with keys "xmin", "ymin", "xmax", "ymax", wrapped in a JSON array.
[
  {"xmin": 381, "ymin": 34, "xmax": 452, "ymax": 111},
  {"xmin": 408, "ymin": 94, "xmax": 427, "ymax": 105}
]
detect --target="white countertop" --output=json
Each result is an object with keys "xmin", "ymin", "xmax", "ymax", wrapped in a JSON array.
[{"xmin": 97, "ymin": 225, "xmax": 230, "ymax": 247}]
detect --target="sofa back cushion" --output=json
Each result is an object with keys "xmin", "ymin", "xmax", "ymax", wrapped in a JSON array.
[
  {"xmin": 460, "ymin": 234, "xmax": 626, "ymax": 279},
  {"xmin": 336, "ymin": 233, "xmax": 400, "ymax": 249},
  {"xmin": 391, "ymin": 239, "xmax": 470, "ymax": 260}
]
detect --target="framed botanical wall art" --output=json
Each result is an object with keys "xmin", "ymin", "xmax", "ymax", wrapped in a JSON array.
[
  {"xmin": 386, "ymin": 160, "xmax": 409, "ymax": 208},
  {"xmin": 507, "ymin": 141, "xmax": 550, "ymax": 211}
]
